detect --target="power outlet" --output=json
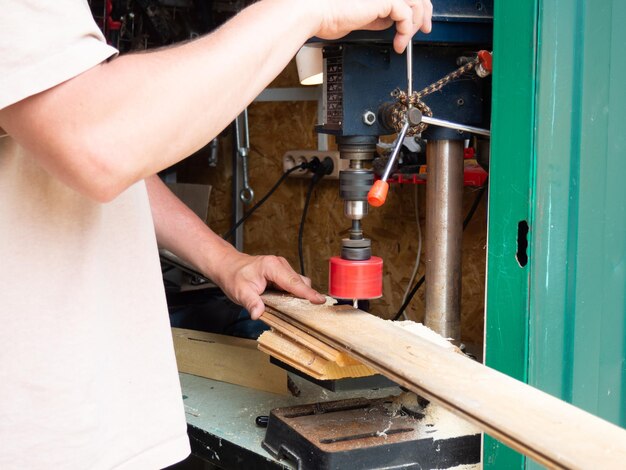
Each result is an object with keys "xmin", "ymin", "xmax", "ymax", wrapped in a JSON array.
[{"xmin": 282, "ymin": 150, "xmax": 347, "ymax": 179}]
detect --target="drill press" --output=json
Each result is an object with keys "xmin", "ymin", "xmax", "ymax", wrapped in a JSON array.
[{"xmin": 316, "ymin": 3, "xmax": 492, "ymax": 339}]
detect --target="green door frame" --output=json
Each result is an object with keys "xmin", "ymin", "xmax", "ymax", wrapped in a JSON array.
[
  {"xmin": 486, "ymin": 1, "xmax": 626, "ymax": 468},
  {"xmin": 484, "ymin": 0, "xmax": 538, "ymax": 468}
]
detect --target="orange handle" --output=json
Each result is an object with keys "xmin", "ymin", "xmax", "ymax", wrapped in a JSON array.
[{"xmin": 367, "ymin": 180, "xmax": 389, "ymax": 207}]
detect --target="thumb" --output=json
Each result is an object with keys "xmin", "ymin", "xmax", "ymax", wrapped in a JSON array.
[{"xmin": 246, "ymin": 298, "xmax": 266, "ymax": 320}]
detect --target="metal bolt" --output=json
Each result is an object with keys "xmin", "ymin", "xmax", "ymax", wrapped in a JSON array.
[
  {"xmin": 362, "ymin": 111, "xmax": 377, "ymax": 126},
  {"xmin": 457, "ymin": 98, "xmax": 465, "ymax": 106}
]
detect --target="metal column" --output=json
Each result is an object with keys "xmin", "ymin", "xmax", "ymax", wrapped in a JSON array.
[{"xmin": 424, "ymin": 140, "xmax": 464, "ymax": 341}]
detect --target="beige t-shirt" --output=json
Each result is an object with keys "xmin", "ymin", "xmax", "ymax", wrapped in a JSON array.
[{"xmin": 0, "ymin": 1, "xmax": 190, "ymax": 468}]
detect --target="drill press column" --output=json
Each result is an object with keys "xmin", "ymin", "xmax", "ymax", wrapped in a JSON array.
[
  {"xmin": 329, "ymin": 136, "xmax": 383, "ymax": 301},
  {"xmin": 424, "ymin": 140, "xmax": 464, "ymax": 341}
]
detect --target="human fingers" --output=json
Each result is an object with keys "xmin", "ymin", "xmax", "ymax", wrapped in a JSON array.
[
  {"xmin": 364, "ymin": 17, "xmax": 395, "ymax": 32},
  {"xmin": 263, "ymin": 256, "xmax": 326, "ymax": 304},
  {"xmin": 226, "ymin": 270, "xmax": 267, "ymax": 320},
  {"xmin": 246, "ymin": 296, "xmax": 266, "ymax": 321},
  {"xmin": 300, "ymin": 275, "xmax": 312, "ymax": 287},
  {"xmin": 393, "ymin": 0, "xmax": 434, "ymax": 52},
  {"xmin": 420, "ymin": 0, "xmax": 433, "ymax": 33},
  {"xmin": 387, "ymin": 0, "xmax": 415, "ymax": 53},
  {"xmin": 273, "ymin": 257, "xmax": 314, "ymax": 290}
]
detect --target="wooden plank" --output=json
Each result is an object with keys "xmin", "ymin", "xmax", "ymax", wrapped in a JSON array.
[
  {"xmin": 261, "ymin": 293, "xmax": 626, "ymax": 469},
  {"xmin": 172, "ymin": 328, "xmax": 288, "ymax": 395},
  {"xmin": 261, "ymin": 311, "xmax": 360, "ymax": 366},
  {"xmin": 258, "ymin": 330, "xmax": 376, "ymax": 380}
]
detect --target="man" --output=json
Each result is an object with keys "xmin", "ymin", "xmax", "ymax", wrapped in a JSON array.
[{"xmin": 0, "ymin": 0, "xmax": 432, "ymax": 467}]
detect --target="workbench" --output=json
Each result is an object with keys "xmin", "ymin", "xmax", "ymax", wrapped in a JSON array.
[{"xmin": 179, "ymin": 372, "xmax": 481, "ymax": 469}]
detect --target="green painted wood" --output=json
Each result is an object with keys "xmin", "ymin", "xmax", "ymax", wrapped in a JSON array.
[
  {"xmin": 486, "ymin": 1, "xmax": 626, "ymax": 468},
  {"xmin": 529, "ymin": 0, "xmax": 626, "ymax": 451},
  {"xmin": 484, "ymin": 0, "xmax": 538, "ymax": 468}
]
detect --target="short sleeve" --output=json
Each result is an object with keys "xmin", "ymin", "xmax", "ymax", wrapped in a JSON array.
[{"xmin": 0, "ymin": 0, "xmax": 118, "ymax": 111}]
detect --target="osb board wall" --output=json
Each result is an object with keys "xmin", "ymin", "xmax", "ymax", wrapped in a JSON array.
[{"xmin": 175, "ymin": 61, "xmax": 487, "ymax": 346}]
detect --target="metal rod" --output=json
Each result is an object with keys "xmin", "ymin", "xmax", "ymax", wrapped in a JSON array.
[
  {"xmin": 421, "ymin": 115, "xmax": 491, "ymax": 137},
  {"xmin": 231, "ymin": 119, "xmax": 245, "ymax": 251},
  {"xmin": 424, "ymin": 140, "xmax": 464, "ymax": 341},
  {"xmin": 381, "ymin": 120, "xmax": 410, "ymax": 181},
  {"xmin": 407, "ymin": 40, "xmax": 413, "ymax": 99},
  {"xmin": 242, "ymin": 107, "xmax": 250, "ymax": 148}
]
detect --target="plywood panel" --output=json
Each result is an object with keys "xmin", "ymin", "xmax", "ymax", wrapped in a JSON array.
[{"xmin": 171, "ymin": 328, "xmax": 288, "ymax": 395}]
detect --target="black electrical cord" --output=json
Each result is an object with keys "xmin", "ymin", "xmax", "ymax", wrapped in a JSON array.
[
  {"xmin": 223, "ymin": 163, "xmax": 306, "ymax": 240},
  {"xmin": 298, "ymin": 177, "xmax": 319, "ymax": 276},
  {"xmin": 298, "ymin": 157, "xmax": 334, "ymax": 276},
  {"xmin": 392, "ymin": 179, "xmax": 488, "ymax": 321},
  {"xmin": 463, "ymin": 178, "xmax": 488, "ymax": 230}
]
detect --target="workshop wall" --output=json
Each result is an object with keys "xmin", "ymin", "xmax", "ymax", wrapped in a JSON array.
[{"xmin": 176, "ymin": 62, "xmax": 487, "ymax": 347}]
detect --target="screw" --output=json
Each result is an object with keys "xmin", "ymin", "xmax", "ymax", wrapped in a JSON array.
[{"xmin": 362, "ymin": 111, "xmax": 376, "ymax": 126}]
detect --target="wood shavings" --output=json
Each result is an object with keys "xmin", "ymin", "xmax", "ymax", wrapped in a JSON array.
[{"xmin": 392, "ymin": 320, "xmax": 459, "ymax": 351}]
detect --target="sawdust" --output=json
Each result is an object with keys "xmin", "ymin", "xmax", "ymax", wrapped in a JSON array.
[
  {"xmin": 392, "ymin": 320, "xmax": 459, "ymax": 351},
  {"xmin": 264, "ymin": 293, "xmax": 337, "ymax": 311},
  {"xmin": 388, "ymin": 391, "xmax": 423, "ymax": 417},
  {"xmin": 375, "ymin": 420, "xmax": 393, "ymax": 439},
  {"xmin": 420, "ymin": 400, "xmax": 480, "ymax": 441}
]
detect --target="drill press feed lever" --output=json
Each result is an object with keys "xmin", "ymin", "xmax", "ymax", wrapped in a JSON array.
[
  {"xmin": 408, "ymin": 108, "xmax": 491, "ymax": 137},
  {"xmin": 369, "ymin": 49, "xmax": 492, "ymax": 208}
]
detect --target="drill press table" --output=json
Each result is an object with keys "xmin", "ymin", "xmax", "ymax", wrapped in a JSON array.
[{"xmin": 179, "ymin": 373, "xmax": 480, "ymax": 469}]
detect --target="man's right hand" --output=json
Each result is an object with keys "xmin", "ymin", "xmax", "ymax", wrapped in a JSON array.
[{"xmin": 313, "ymin": 0, "xmax": 433, "ymax": 53}]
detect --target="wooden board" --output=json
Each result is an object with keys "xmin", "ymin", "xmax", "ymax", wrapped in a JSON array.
[
  {"xmin": 258, "ymin": 311, "xmax": 376, "ymax": 380},
  {"xmin": 172, "ymin": 328, "xmax": 288, "ymax": 395},
  {"xmin": 261, "ymin": 293, "xmax": 626, "ymax": 469}
]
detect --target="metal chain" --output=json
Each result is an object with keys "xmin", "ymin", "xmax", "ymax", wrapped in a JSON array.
[
  {"xmin": 390, "ymin": 56, "xmax": 481, "ymax": 136},
  {"xmin": 390, "ymin": 90, "xmax": 432, "ymax": 135}
]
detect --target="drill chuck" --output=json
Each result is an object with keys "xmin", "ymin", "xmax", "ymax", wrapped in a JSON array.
[{"xmin": 340, "ymin": 168, "xmax": 374, "ymax": 221}]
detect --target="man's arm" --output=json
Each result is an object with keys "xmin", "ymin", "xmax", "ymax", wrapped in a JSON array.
[
  {"xmin": 145, "ymin": 175, "xmax": 325, "ymax": 319},
  {"xmin": 0, "ymin": 0, "xmax": 432, "ymax": 203}
]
